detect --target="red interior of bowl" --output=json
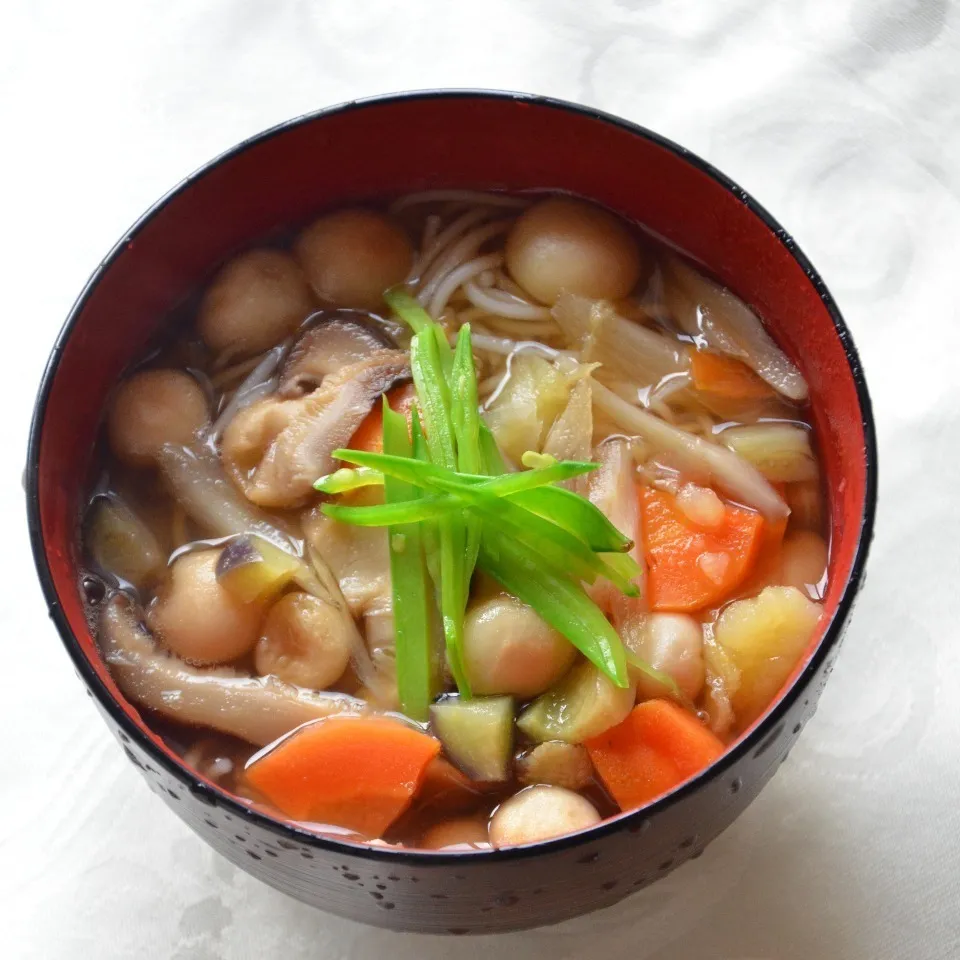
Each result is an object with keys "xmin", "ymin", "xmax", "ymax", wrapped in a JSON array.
[{"xmin": 34, "ymin": 93, "xmax": 870, "ymax": 778}]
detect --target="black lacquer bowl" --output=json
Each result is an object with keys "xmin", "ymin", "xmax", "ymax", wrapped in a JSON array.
[{"xmin": 26, "ymin": 91, "xmax": 876, "ymax": 933}]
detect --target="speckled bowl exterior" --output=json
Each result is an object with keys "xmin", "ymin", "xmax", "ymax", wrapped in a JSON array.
[{"xmin": 26, "ymin": 91, "xmax": 876, "ymax": 934}]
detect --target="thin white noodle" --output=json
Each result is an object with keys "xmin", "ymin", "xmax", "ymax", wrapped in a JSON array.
[
  {"xmin": 455, "ymin": 305, "xmax": 497, "ymax": 326},
  {"xmin": 407, "ymin": 207, "xmax": 490, "ymax": 284},
  {"xmin": 469, "ymin": 320, "xmax": 497, "ymax": 341},
  {"xmin": 493, "ymin": 269, "xmax": 530, "ymax": 300},
  {"xmin": 418, "ymin": 215, "xmax": 440, "ymax": 260},
  {"xmin": 428, "ymin": 253, "xmax": 504, "ymax": 318},
  {"xmin": 417, "ymin": 220, "xmax": 512, "ymax": 309},
  {"xmin": 463, "ymin": 280, "xmax": 552, "ymax": 320},
  {"xmin": 469, "ymin": 332, "xmax": 576, "ymax": 359},
  {"xmin": 390, "ymin": 190, "xmax": 528, "ymax": 212},
  {"xmin": 484, "ymin": 315, "xmax": 560, "ymax": 338}
]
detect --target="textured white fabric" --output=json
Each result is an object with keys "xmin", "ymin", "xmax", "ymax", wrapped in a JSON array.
[{"xmin": 2, "ymin": 1, "xmax": 959, "ymax": 957}]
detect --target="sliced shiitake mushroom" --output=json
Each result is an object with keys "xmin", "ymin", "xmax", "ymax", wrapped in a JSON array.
[
  {"xmin": 278, "ymin": 312, "xmax": 396, "ymax": 398},
  {"xmin": 223, "ymin": 352, "xmax": 410, "ymax": 509},
  {"xmin": 100, "ymin": 595, "xmax": 364, "ymax": 746}
]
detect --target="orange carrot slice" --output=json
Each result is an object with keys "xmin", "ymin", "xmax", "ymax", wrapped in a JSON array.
[
  {"xmin": 586, "ymin": 700, "xmax": 725, "ymax": 811},
  {"xmin": 347, "ymin": 383, "xmax": 417, "ymax": 454},
  {"xmin": 245, "ymin": 716, "xmax": 441, "ymax": 837},
  {"xmin": 690, "ymin": 350, "xmax": 775, "ymax": 401},
  {"xmin": 639, "ymin": 485, "xmax": 764, "ymax": 612}
]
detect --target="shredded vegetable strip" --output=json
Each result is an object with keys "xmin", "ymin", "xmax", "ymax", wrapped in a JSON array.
[
  {"xmin": 387, "ymin": 288, "xmax": 471, "ymax": 696},
  {"xmin": 325, "ymin": 454, "xmax": 641, "ymax": 596},
  {"xmin": 322, "ymin": 481, "xmax": 630, "ymax": 553},
  {"xmin": 449, "ymin": 327, "xmax": 483, "ymax": 644},
  {"xmin": 411, "ymin": 411, "xmax": 441, "ymax": 587},
  {"xmin": 382, "ymin": 399, "xmax": 432, "ymax": 721},
  {"xmin": 452, "ymin": 326, "xmax": 482, "ymax": 475},
  {"xmin": 313, "ymin": 466, "xmax": 383, "ymax": 495},
  {"xmin": 322, "ymin": 453, "xmax": 595, "ymax": 498},
  {"xmin": 479, "ymin": 422, "xmax": 507, "ymax": 475}
]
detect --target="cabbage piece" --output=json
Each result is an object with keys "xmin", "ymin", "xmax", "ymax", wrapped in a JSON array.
[
  {"xmin": 484, "ymin": 354, "xmax": 588, "ymax": 465},
  {"xmin": 542, "ymin": 379, "xmax": 593, "ymax": 493},
  {"xmin": 553, "ymin": 293, "xmax": 689, "ymax": 387}
]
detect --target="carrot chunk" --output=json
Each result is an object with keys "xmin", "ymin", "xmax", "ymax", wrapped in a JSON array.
[
  {"xmin": 690, "ymin": 350, "xmax": 775, "ymax": 401},
  {"xmin": 586, "ymin": 700, "xmax": 725, "ymax": 811},
  {"xmin": 245, "ymin": 715, "xmax": 441, "ymax": 837},
  {"xmin": 639, "ymin": 485, "xmax": 764, "ymax": 612},
  {"xmin": 347, "ymin": 383, "xmax": 417, "ymax": 454}
]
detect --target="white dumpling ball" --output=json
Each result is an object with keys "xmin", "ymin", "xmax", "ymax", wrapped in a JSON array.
[
  {"xmin": 294, "ymin": 209, "xmax": 413, "ymax": 311},
  {"xmin": 630, "ymin": 613, "xmax": 706, "ymax": 702},
  {"xmin": 147, "ymin": 550, "xmax": 262, "ymax": 664},
  {"xmin": 255, "ymin": 592, "xmax": 352, "ymax": 690},
  {"xmin": 505, "ymin": 197, "xmax": 643, "ymax": 305},
  {"xmin": 463, "ymin": 594, "xmax": 576, "ymax": 698},
  {"xmin": 198, "ymin": 249, "xmax": 315, "ymax": 357},
  {"xmin": 107, "ymin": 369, "xmax": 209, "ymax": 466},
  {"xmin": 489, "ymin": 785, "xmax": 601, "ymax": 847}
]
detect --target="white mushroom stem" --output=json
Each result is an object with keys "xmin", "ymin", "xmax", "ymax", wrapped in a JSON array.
[
  {"xmin": 591, "ymin": 380, "xmax": 789, "ymax": 520},
  {"xmin": 157, "ymin": 443, "xmax": 297, "ymax": 552},
  {"xmin": 587, "ymin": 437, "xmax": 646, "ymax": 611},
  {"xmin": 100, "ymin": 596, "xmax": 364, "ymax": 747},
  {"xmin": 209, "ymin": 342, "xmax": 287, "ymax": 441}
]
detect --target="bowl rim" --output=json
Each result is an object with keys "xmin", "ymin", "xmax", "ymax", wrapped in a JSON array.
[{"xmin": 25, "ymin": 88, "xmax": 878, "ymax": 865}]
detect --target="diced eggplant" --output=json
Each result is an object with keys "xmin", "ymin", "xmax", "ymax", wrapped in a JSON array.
[
  {"xmin": 215, "ymin": 534, "xmax": 301, "ymax": 603},
  {"xmin": 517, "ymin": 661, "xmax": 635, "ymax": 744},
  {"xmin": 86, "ymin": 496, "xmax": 164, "ymax": 590},
  {"xmin": 430, "ymin": 695, "xmax": 515, "ymax": 782}
]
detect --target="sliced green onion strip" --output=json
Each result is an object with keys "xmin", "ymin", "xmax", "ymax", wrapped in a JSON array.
[
  {"xmin": 411, "ymin": 410, "xmax": 441, "ymax": 588},
  {"xmin": 313, "ymin": 466, "xmax": 383, "ymax": 495},
  {"xmin": 331, "ymin": 449, "xmax": 595, "ymax": 496},
  {"xmin": 384, "ymin": 287, "xmax": 431, "ymax": 335},
  {"xmin": 451, "ymin": 325, "xmax": 482, "ymax": 627},
  {"xmin": 410, "ymin": 330, "xmax": 456, "ymax": 471},
  {"xmin": 479, "ymin": 423, "xmax": 507, "ymax": 476},
  {"xmin": 326, "ymin": 451, "xmax": 637, "ymax": 591},
  {"xmin": 382, "ymin": 398, "xmax": 432, "ymax": 721}
]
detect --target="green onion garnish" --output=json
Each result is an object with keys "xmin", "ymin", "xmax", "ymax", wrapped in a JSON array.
[
  {"xmin": 382, "ymin": 397, "xmax": 432, "ymax": 721},
  {"xmin": 315, "ymin": 287, "xmax": 655, "ymax": 697}
]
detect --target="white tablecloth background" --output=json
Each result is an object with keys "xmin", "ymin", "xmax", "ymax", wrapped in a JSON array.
[{"xmin": 3, "ymin": 2, "xmax": 959, "ymax": 957}]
